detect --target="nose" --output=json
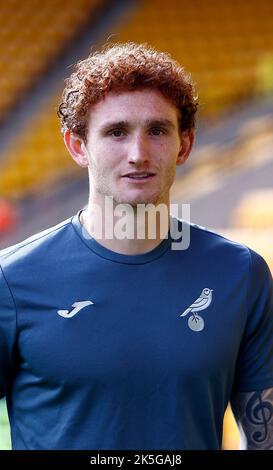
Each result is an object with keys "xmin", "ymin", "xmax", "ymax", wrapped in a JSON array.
[{"xmin": 127, "ymin": 133, "xmax": 149, "ymax": 165}]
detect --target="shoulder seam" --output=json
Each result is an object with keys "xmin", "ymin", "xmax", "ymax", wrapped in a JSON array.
[
  {"xmin": 0, "ymin": 217, "xmax": 73, "ymax": 259},
  {"xmin": 244, "ymin": 246, "xmax": 253, "ymax": 327},
  {"xmin": 189, "ymin": 222, "xmax": 249, "ymax": 249},
  {"xmin": 0, "ymin": 263, "xmax": 18, "ymax": 338}
]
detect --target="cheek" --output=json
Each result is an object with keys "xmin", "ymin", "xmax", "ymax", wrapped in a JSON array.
[
  {"xmin": 89, "ymin": 148, "xmax": 114, "ymax": 171},
  {"xmin": 157, "ymin": 138, "xmax": 180, "ymax": 158},
  {"xmin": 157, "ymin": 143, "xmax": 179, "ymax": 171}
]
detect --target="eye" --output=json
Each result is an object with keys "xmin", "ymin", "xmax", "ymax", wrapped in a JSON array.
[
  {"xmin": 149, "ymin": 127, "xmax": 166, "ymax": 136},
  {"xmin": 204, "ymin": 289, "xmax": 210, "ymax": 295},
  {"xmin": 109, "ymin": 129, "xmax": 126, "ymax": 137}
]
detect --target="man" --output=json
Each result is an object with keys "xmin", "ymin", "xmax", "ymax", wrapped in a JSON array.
[{"xmin": 0, "ymin": 42, "xmax": 272, "ymax": 450}]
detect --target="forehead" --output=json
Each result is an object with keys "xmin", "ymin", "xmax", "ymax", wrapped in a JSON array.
[{"xmin": 87, "ymin": 88, "xmax": 179, "ymax": 129}]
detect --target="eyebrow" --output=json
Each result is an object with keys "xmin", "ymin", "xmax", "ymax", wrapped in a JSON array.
[{"xmin": 100, "ymin": 119, "xmax": 176, "ymax": 133}]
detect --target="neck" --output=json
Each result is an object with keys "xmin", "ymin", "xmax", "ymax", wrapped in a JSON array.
[{"xmin": 80, "ymin": 195, "xmax": 170, "ymax": 255}]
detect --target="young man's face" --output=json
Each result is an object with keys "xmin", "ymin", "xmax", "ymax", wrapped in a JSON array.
[{"xmin": 81, "ymin": 88, "xmax": 193, "ymax": 207}]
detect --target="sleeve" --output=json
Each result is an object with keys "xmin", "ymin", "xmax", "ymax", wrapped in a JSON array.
[
  {"xmin": 232, "ymin": 248, "xmax": 273, "ymax": 393},
  {"xmin": 0, "ymin": 263, "xmax": 17, "ymax": 399}
]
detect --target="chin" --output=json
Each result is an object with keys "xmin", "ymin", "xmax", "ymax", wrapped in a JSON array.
[
  {"xmin": 125, "ymin": 198, "xmax": 163, "ymax": 208},
  {"xmin": 113, "ymin": 187, "xmax": 166, "ymax": 207}
]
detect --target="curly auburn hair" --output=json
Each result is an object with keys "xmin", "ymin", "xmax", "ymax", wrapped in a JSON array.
[{"xmin": 57, "ymin": 42, "xmax": 198, "ymax": 142}]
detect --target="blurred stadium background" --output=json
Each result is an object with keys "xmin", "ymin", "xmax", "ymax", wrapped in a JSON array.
[{"xmin": 0, "ymin": 0, "xmax": 273, "ymax": 450}]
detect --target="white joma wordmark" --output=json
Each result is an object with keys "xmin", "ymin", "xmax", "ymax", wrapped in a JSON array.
[{"xmin": 57, "ymin": 300, "xmax": 94, "ymax": 318}]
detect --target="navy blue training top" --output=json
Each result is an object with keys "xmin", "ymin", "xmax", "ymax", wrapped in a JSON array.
[{"xmin": 0, "ymin": 208, "xmax": 273, "ymax": 450}]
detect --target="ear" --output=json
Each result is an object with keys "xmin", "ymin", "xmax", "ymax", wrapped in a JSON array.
[
  {"xmin": 176, "ymin": 130, "xmax": 194, "ymax": 166},
  {"xmin": 63, "ymin": 129, "xmax": 89, "ymax": 168}
]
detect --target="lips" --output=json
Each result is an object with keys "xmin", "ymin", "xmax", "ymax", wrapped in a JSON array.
[
  {"xmin": 122, "ymin": 173, "xmax": 156, "ymax": 185},
  {"xmin": 122, "ymin": 172, "xmax": 155, "ymax": 179}
]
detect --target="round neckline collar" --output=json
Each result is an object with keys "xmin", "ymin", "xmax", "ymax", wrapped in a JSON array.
[{"xmin": 71, "ymin": 208, "xmax": 173, "ymax": 264}]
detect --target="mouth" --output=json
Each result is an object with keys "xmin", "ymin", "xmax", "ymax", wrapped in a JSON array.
[{"xmin": 122, "ymin": 172, "xmax": 156, "ymax": 183}]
